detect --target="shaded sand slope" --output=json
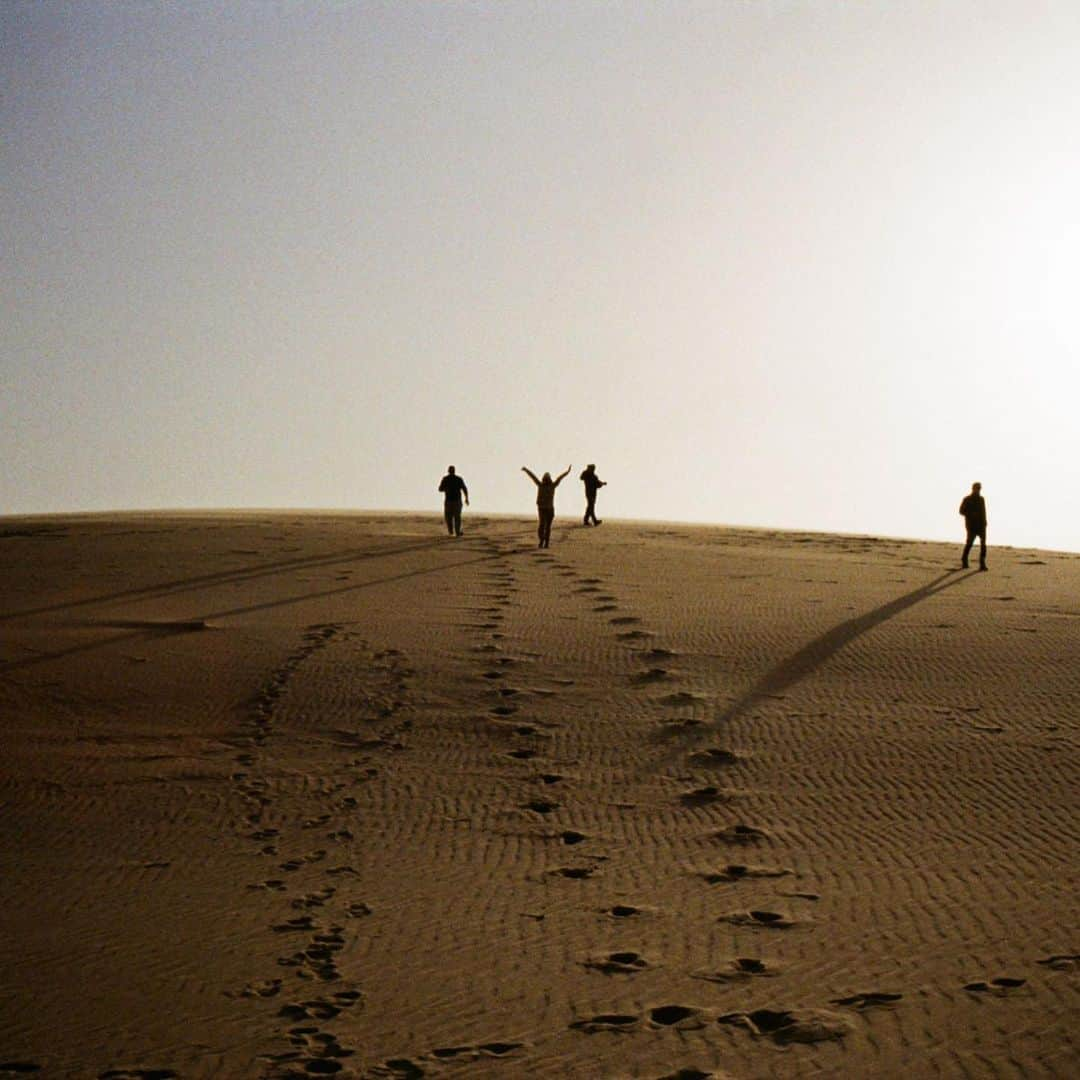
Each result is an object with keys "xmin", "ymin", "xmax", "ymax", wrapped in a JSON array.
[{"xmin": 0, "ymin": 513, "xmax": 1077, "ymax": 1078}]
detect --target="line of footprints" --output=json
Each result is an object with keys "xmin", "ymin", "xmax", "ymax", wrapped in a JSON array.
[{"xmin": 231, "ymin": 624, "xmax": 413, "ymax": 1077}]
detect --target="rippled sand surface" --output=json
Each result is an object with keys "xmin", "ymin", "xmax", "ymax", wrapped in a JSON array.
[{"xmin": 1, "ymin": 512, "xmax": 1077, "ymax": 1078}]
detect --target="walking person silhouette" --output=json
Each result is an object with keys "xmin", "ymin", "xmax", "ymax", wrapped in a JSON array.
[
  {"xmin": 580, "ymin": 464, "xmax": 606, "ymax": 526},
  {"xmin": 522, "ymin": 466, "xmax": 571, "ymax": 548},
  {"xmin": 959, "ymin": 481, "xmax": 987, "ymax": 570},
  {"xmin": 438, "ymin": 465, "xmax": 469, "ymax": 537}
]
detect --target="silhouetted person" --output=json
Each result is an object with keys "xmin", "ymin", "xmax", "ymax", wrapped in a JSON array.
[
  {"xmin": 580, "ymin": 464, "xmax": 606, "ymax": 526},
  {"xmin": 438, "ymin": 465, "xmax": 469, "ymax": 537},
  {"xmin": 959, "ymin": 481, "xmax": 987, "ymax": 570},
  {"xmin": 522, "ymin": 465, "xmax": 571, "ymax": 548}
]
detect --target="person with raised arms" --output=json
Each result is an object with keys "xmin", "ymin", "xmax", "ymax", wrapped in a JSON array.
[{"xmin": 522, "ymin": 465, "xmax": 571, "ymax": 549}]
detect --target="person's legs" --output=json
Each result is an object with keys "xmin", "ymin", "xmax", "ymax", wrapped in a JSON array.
[
  {"xmin": 962, "ymin": 527, "xmax": 975, "ymax": 568},
  {"xmin": 584, "ymin": 495, "xmax": 596, "ymax": 525},
  {"xmin": 452, "ymin": 506, "xmax": 463, "ymax": 536},
  {"xmin": 978, "ymin": 527, "xmax": 987, "ymax": 569},
  {"xmin": 444, "ymin": 505, "xmax": 456, "ymax": 536},
  {"xmin": 537, "ymin": 509, "xmax": 545, "ymax": 547},
  {"xmin": 540, "ymin": 508, "xmax": 554, "ymax": 547}
]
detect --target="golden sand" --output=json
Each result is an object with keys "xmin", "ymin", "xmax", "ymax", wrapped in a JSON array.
[{"xmin": 1, "ymin": 513, "xmax": 1076, "ymax": 1078}]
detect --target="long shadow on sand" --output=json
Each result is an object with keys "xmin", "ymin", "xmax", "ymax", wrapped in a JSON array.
[
  {"xmin": 656, "ymin": 568, "xmax": 979, "ymax": 765},
  {"xmin": 0, "ymin": 543, "xmax": 531, "ymax": 673},
  {"xmin": 0, "ymin": 522, "xmax": 539, "ymax": 624},
  {"xmin": 0, "ymin": 536, "xmax": 459, "ymax": 623}
]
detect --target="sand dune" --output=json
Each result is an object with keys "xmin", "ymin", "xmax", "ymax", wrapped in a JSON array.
[{"xmin": 1, "ymin": 512, "xmax": 1077, "ymax": 1078}]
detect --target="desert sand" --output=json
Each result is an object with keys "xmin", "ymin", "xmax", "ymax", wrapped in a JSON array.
[{"xmin": 0, "ymin": 512, "xmax": 1076, "ymax": 1079}]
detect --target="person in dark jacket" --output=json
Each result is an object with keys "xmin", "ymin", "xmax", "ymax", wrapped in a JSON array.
[
  {"xmin": 438, "ymin": 466, "xmax": 469, "ymax": 537},
  {"xmin": 580, "ymin": 464, "xmax": 606, "ymax": 526},
  {"xmin": 959, "ymin": 481, "xmax": 987, "ymax": 570},
  {"xmin": 522, "ymin": 466, "xmax": 571, "ymax": 548}
]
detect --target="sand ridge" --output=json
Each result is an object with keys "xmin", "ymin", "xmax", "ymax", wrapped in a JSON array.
[{"xmin": 0, "ymin": 513, "xmax": 1077, "ymax": 1078}]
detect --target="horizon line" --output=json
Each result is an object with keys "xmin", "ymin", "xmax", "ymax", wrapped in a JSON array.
[{"xmin": 2, "ymin": 506, "xmax": 1076, "ymax": 557}]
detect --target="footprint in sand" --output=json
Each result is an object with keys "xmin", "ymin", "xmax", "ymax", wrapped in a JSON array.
[
  {"xmin": 648, "ymin": 1005, "xmax": 705, "ymax": 1030},
  {"xmin": 430, "ymin": 1043, "xmax": 522, "ymax": 1062},
  {"xmin": 277, "ymin": 991, "xmax": 361, "ymax": 1022},
  {"xmin": 513, "ymin": 724, "xmax": 546, "ymax": 737},
  {"xmin": 272, "ymin": 915, "xmax": 316, "ymax": 933},
  {"xmin": 1037, "ymin": 954, "xmax": 1080, "ymax": 971},
  {"xmin": 97, "ymin": 1072, "xmax": 179, "ymax": 1080},
  {"xmin": 584, "ymin": 951, "xmax": 649, "ymax": 975},
  {"xmin": 659, "ymin": 691, "xmax": 704, "ymax": 707},
  {"xmin": 690, "ymin": 748, "xmax": 743, "ymax": 767},
  {"xmin": 712, "ymin": 823, "xmax": 769, "ymax": 845},
  {"xmin": 680, "ymin": 786, "xmax": 734, "ymax": 806},
  {"xmin": 477, "ymin": 1042, "xmax": 523, "ymax": 1057},
  {"xmin": 964, "ymin": 977, "xmax": 1026, "ymax": 993},
  {"xmin": 718, "ymin": 909, "xmax": 796, "ymax": 929},
  {"xmin": 718, "ymin": 1008, "xmax": 851, "ymax": 1044},
  {"xmin": 248, "ymin": 879, "xmax": 288, "ymax": 892},
  {"xmin": 226, "ymin": 977, "xmax": 282, "ymax": 999},
  {"xmin": 279, "ymin": 850, "xmax": 327, "ymax": 872},
  {"xmin": 550, "ymin": 866, "xmax": 597, "ymax": 880},
  {"xmin": 292, "ymin": 886, "xmax": 336, "ymax": 909},
  {"xmin": 634, "ymin": 667, "xmax": 670, "ymax": 684},
  {"xmin": 431, "ymin": 1046, "xmax": 472, "ymax": 1061},
  {"xmin": 524, "ymin": 799, "xmax": 559, "ymax": 815},
  {"xmin": 700, "ymin": 864, "xmax": 791, "ymax": 883},
  {"xmin": 610, "ymin": 615, "xmax": 641, "ymax": 625},
  {"xmin": 569, "ymin": 1013, "xmax": 639, "ymax": 1033},
  {"xmin": 377, "ymin": 1058, "xmax": 424, "ymax": 1077},
  {"xmin": 694, "ymin": 957, "xmax": 776, "ymax": 983},
  {"xmin": 830, "ymin": 991, "xmax": 902, "ymax": 1009},
  {"xmin": 616, "ymin": 629, "xmax": 652, "ymax": 640}
]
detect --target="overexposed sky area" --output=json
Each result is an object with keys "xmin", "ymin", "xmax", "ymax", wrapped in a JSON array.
[{"xmin": 4, "ymin": 2, "xmax": 1079, "ymax": 550}]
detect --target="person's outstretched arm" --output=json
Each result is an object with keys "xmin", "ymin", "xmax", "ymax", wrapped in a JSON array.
[
  {"xmin": 554, "ymin": 466, "xmax": 572, "ymax": 486},
  {"xmin": 522, "ymin": 467, "xmax": 540, "ymax": 486}
]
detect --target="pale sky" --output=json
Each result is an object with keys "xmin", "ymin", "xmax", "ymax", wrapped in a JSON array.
[{"xmin": 4, "ymin": 2, "xmax": 1078, "ymax": 551}]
